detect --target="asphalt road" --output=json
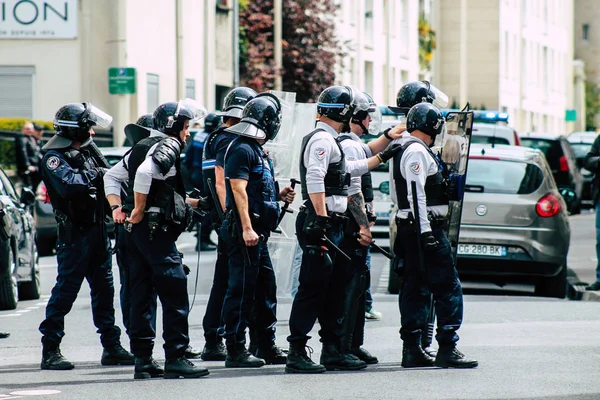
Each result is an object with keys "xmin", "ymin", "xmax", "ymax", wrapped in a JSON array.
[{"xmin": 0, "ymin": 213, "xmax": 599, "ymax": 400}]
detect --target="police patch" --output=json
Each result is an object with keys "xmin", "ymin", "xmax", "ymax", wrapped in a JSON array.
[
  {"xmin": 315, "ymin": 147, "xmax": 327, "ymax": 160},
  {"xmin": 409, "ymin": 161, "xmax": 421, "ymax": 174},
  {"xmin": 46, "ymin": 156, "xmax": 60, "ymax": 171}
]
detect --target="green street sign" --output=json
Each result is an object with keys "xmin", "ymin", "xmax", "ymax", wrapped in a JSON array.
[
  {"xmin": 109, "ymin": 68, "xmax": 136, "ymax": 95},
  {"xmin": 565, "ymin": 109, "xmax": 577, "ymax": 122}
]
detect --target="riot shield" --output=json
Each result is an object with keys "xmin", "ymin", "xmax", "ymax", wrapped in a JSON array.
[
  {"xmin": 264, "ymin": 91, "xmax": 318, "ymax": 297},
  {"xmin": 432, "ymin": 111, "xmax": 474, "ymax": 259}
]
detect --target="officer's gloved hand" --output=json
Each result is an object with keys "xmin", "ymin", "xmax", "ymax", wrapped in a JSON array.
[
  {"xmin": 378, "ymin": 143, "xmax": 403, "ymax": 163},
  {"xmin": 197, "ymin": 196, "xmax": 212, "ymax": 212},
  {"xmin": 421, "ymin": 231, "xmax": 439, "ymax": 251},
  {"xmin": 304, "ymin": 215, "xmax": 332, "ymax": 241}
]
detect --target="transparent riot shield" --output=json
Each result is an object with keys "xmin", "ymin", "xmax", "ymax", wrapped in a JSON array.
[
  {"xmin": 264, "ymin": 91, "xmax": 318, "ymax": 297},
  {"xmin": 432, "ymin": 111, "xmax": 474, "ymax": 259}
]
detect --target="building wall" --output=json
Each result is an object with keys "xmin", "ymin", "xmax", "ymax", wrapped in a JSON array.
[
  {"xmin": 574, "ymin": 0, "xmax": 600, "ymax": 86},
  {"xmin": 335, "ymin": 0, "xmax": 420, "ymax": 107}
]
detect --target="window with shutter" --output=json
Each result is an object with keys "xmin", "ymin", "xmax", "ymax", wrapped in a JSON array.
[{"xmin": 0, "ymin": 66, "xmax": 34, "ymax": 119}]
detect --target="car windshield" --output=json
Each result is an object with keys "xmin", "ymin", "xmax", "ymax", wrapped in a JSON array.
[
  {"xmin": 569, "ymin": 142, "xmax": 592, "ymax": 159},
  {"xmin": 471, "ymin": 135, "xmax": 510, "ymax": 145},
  {"xmin": 465, "ymin": 159, "xmax": 544, "ymax": 194},
  {"xmin": 519, "ymin": 138, "xmax": 563, "ymax": 171}
]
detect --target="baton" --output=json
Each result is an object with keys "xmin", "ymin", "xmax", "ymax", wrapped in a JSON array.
[
  {"xmin": 354, "ymin": 233, "xmax": 393, "ymax": 260},
  {"xmin": 276, "ymin": 178, "xmax": 300, "ymax": 226},
  {"xmin": 322, "ymin": 235, "xmax": 351, "ymax": 262},
  {"xmin": 206, "ymin": 178, "xmax": 224, "ymax": 224}
]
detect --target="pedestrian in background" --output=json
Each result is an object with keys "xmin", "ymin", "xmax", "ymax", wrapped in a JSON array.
[
  {"xmin": 15, "ymin": 121, "xmax": 42, "ymax": 189},
  {"xmin": 584, "ymin": 136, "xmax": 600, "ymax": 291}
]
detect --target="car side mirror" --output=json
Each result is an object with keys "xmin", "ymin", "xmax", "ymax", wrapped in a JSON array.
[
  {"xmin": 379, "ymin": 181, "xmax": 390, "ymax": 195},
  {"xmin": 20, "ymin": 187, "xmax": 36, "ymax": 207}
]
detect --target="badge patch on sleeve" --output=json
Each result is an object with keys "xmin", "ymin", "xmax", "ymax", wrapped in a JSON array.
[
  {"xmin": 409, "ymin": 161, "xmax": 421, "ymax": 174},
  {"xmin": 315, "ymin": 147, "xmax": 327, "ymax": 160},
  {"xmin": 46, "ymin": 156, "xmax": 60, "ymax": 171}
]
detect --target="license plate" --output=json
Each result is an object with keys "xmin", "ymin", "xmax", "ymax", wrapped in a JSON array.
[{"xmin": 457, "ymin": 244, "xmax": 507, "ymax": 257}]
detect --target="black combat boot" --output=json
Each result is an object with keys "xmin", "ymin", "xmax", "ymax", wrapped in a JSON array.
[
  {"xmin": 285, "ymin": 342, "xmax": 326, "ymax": 374},
  {"xmin": 225, "ymin": 344, "xmax": 265, "ymax": 368},
  {"xmin": 41, "ymin": 345, "xmax": 74, "ymax": 370},
  {"xmin": 164, "ymin": 357, "xmax": 210, "ymax": 379},
  {"xmin": 134, "ymin": 357, "xmax": 164, "ymax": 379},
  {"xmin": 184, "ymin": 345, "xmax": 202, "ymax": 359},
  {"xmin": 351, "ymin": 347, "xmax": 379, "ymax": 365},
  {"xmin": 101, "ymin": 344, "xmax": 135, "ymax": 366},
  {"xmin": 201, "ymin": 341, "xmax": 227, "ymax": 361},
  {"xmin": 320, "ymin": 344, "xmax": 367, "ymax": 371},
  {"xmin": 422, "ymin": 346, "xmax": 437, "ymax": 358},
  {"xmin": 253, "ymin": 343, "xmax": 287, "ymax": 365},
  {"xmin": 401, "ymin": 343, "xmax": 435, "ymax": 368},
  {"xmin": 434, "ymin": 346, "xmax": 478, "ymax": 369}
]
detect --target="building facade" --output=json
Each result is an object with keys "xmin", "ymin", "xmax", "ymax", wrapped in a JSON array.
[
  {"xmin": 432, "ymin": 0, "xmax": 575, "ymax": 134},
  {"xmin": 0, "ymin": 0, "xmax": 234, "ymax": 145},
  {"xmin": 334, "ymin": 0, "xmax": 421, "ymax": 107}
]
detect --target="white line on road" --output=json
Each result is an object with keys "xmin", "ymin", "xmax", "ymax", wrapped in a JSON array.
[
  {"xmin": 35, "ymin": 302, "xmax": 47, "ymax": 306},
  {"xmin": 15, "ymin": 310, "xmax": 31, "ymax": 313},
  {"xmin": 0, "ymin": 314, "xmax": 21, "ymax": 317},
  {"xmin": 25, "ymin": 306, "xmax": 38, "ymax": 310}
]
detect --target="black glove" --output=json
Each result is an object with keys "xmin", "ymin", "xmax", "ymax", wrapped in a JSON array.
[
  {"xmin": 421, "ymin": 231, "xmax": 439, "ymax": 251},
  {"xmin": 304, "ymin": 215, "xmax": 332, "ymax": 241},
  {"xmin": 197, "ymin": 196, "xmax": 212, "ymax": 212},
  {"xmin": 378, "ymin": 143, "xmax": 402, "ymax": 163}
]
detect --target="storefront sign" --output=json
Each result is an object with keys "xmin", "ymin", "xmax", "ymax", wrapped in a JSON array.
[
  {"xmin": 109, "ymin": 68, "xmax": 137, "ymax": 95},
  {"xmin": 0, "ymin": 0, "xmax": 77, "ymax": 39}
]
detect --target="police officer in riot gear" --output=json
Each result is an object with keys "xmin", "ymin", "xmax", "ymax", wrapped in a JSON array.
[
  {"xmin": 338, "ymin": 90, "xmax": 403, "ymax": 365},
  {"xmin": 39, "ymin": 103, "xmax": 133, "ymax": 370},
  {"xmin": 392, "ymin": 102, "xmax": 477, "ymax": 369},
  {"xmin": 388, "ymin": 80, "xmax": 449, "ymax": 115},
  {"xmin": 104, "ymin": 100, "xmax": 210, "ymax": 379},
  {"xmin": 286, "ymin": 86, "xmax": 403, "ymax": 374},
  {"xmin": 219, "ymin": 93, "xmax": 294, "ymax": 368},
  {"xmin": 200, "ymin": 87, "xmax": 259, "ymax": 361}
]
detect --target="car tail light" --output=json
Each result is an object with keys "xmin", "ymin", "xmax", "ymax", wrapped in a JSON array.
[
  {"xmin": 536, "ymin": 193, "xmax": 562, "ymax": 217},
  {"xmin": 559, "ymin": 156, "xmax": 569, "ymax": 172},
  {"xmin": 513, "ymin": 130, "xmax": 520, "ymax": 146}
]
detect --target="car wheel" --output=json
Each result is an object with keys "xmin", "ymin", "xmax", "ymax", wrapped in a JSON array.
[
  {"xmin": 535, "ymin": 264, "xmax": 567, "ymax": 299},
  {"xmin": 0, "ymin": 241, "xmax": 18, "ymax": 310},
  {"xmin": 18, "ymin": 241, "xmax": 41, "ymax": 300},
  {"xmin": 36, "ymin": 235, "xmax": 56, "ymax": 257}
]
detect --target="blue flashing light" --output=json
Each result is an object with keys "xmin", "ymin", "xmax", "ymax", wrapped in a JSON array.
[{"xmin": 442, "ymin": 109, "xmax": 509, "ymax": 124}]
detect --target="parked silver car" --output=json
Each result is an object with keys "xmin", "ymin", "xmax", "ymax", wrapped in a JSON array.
[
  {"xmin": 389, "ymin": 144, "xmax": 571, "ymax": 298},
  {"xmin": 458, "ymin": 144, "xmax": 571, "ymax": 298}
]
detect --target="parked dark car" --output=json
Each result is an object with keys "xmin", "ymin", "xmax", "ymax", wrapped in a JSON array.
[
  {"xmin": 567, "ymin": 132, "xmax": 598, "ymax": 206},
  {"xmin": 0, "ymin": 168, "xmax": 40, "ymax": 310},
  {"xmin": 34, "ymin": 147, "xmax": 129, "ymax": 256},
  {"xmin": 520, "ymin": 132, "xmax": 584, "ymax": 214}
]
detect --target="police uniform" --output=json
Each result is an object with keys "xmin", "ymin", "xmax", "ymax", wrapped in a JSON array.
[
  {"xmin": 105, "ymin": 100, "xmax": 209, "ymax": 379},
  {"xmin": 391, "ymin": 102, "xmax": 477, "ymax": 369},
  {"xmin": 337, "ymin": 131, "xmax": 377, "ymax": 362},
  {"xmin": 39, "ymin": 103, "xmax": 131, "ymax": 371},
  {"xmin": 287, "ymin": 122, "xmax": 368, "ymax": 364}
]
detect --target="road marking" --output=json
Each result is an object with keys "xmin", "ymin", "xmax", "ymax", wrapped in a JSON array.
[
  {"xmin": 35, "ymin": 302, "xmax": 47, "ymax": 306},
  {"xmin": 25, "ymin": 306, "xmax": 38, "ymax": 310},
  {"xmin": 11, "ymin": 390, "xmax": 61, "ymax": 396},
  {"xmin": 15, "ymin": 310, "xmax": 31, "ymax": 313},
  {"xmin": 377, "ymin": 263, "xmax": 390, "ymax": 294},
  {"xmin": 0, "ymin": 314, "xmax": 21, "ymax": 317}
]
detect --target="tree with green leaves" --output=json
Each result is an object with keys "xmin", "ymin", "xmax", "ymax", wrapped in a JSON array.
[
  {"xmin": 586, "ymin": 81, "xmax": 600, "ymax": 131},
  {"xmin": 239, "ymin": 0, "xmax": 339, "ymax": 102}
]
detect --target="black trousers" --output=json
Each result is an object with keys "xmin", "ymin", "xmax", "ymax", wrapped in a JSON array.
[
  {"xmin": 287, "ymin": 211, "xmax": 346, "ymax": 345},
  {"xmin": 125, "ymin": 218, "xmax": 190, "ymax": 359},
  {"xmin": 202, "ymin": 234, "xmax": 229, "ymax": 343}
]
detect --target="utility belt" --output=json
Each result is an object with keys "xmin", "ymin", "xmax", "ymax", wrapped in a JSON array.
[
  {"xmin": 125, "ymin": 206, "xmax": 193, "ymax": 242},
  {"xmin": 299, "ymin": 203, "xmax": 349, "ymax": 227},
  {"xmin": 395, "ymin": 213, "xmax": 448, "ymax": 230},
  {"xmin": 55, "ymin": 211, "xmax": 101, "ymax": 245},
  {"xmin": 223, "ymin": 209, "xmax": 270, "ymax": 241}
]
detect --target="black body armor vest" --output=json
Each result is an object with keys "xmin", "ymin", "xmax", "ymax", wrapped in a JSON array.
[
  {"xmin": 393, "ymin": 141, "xmax": 449, "ymax": 210},
  {"xmin": 300, "ymin": 128, "xmax": 350, "ymax": 201}
]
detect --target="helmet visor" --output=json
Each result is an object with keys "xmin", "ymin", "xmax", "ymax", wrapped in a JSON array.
[
  {"xmin": 427, "ymin": 83, "xmax": 449, "ymax": 110},
  {"xmin": 87, "ymin": 104, "xmax": 113, "ymax": 128},
  {"xmin": 368, "ymin": 107, "xmax": 383, "ymax": 136},
  {"xmin": 176, "ymin": 98, "xmax": 208, "ymax": 121}
]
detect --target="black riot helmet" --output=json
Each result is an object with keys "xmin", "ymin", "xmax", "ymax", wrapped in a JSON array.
[
  {"xmin": 153, "ymin": 99, "xmax": 207, "ymax": 136},
  {"xmin": 225, "ymin": 93, "xmax": 282, "ymax": 141},
  {"xmin": 217, "ymin": 87, "xmax": 258, "ymax": 120},
  {"xmin": 44, "ymin": 102, "xmax": 113, "ymax": 150},
  {"xmin": 203, "ymin": 113, "xmax": 221, "ymax": 133},
  {"xmin": 406, "ymin": 103, "xmax": 445, "ymax": 141},
  {"xmin": 317, "ymin": 85, "xmax": 355, "ymax": 123},
  {"xmin": 389, "ymin": 81, "xmax": 449, "ymax": 115},
  {"xmin": 135, "ymin": 113, "xmax": 154, "ymax": 129}
]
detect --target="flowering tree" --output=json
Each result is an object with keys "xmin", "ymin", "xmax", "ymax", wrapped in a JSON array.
[{"xmin": 239, "ymin": 0, "xmax": 339, "ymax": 102}]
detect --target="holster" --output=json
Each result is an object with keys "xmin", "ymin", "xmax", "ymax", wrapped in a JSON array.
[
  {"xmin": 56, "ymin": 216, "xmax": 74, "ymax": 245},
  {"xmin": 147, "ymin": 212, "xmax": 162, "ymax": 241}
]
